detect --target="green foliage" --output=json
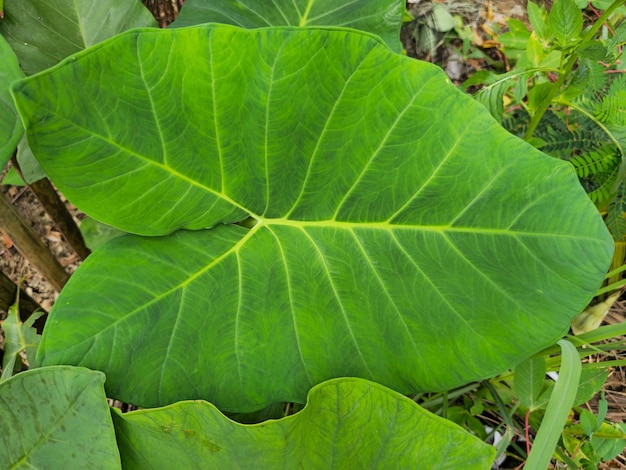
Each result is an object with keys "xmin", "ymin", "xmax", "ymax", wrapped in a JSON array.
[
  {"xmin": 467, "ymin": 0, "xmax": 626, "ymax": 243},
  {"xmin": 525, "ymin": 340, "xmax": 582, "ymax": 469},
  {"xmin": 113, "ymin": 378, "xmax": 495, "ymax": 469},
  {"xmin": 514, "ymin": 356, "xmax": 547, "ymax": 411},
  {"xmin": 571, "ymin": 145, "xmax": 622, "ymax": 201},
  {"xmin": 550, "ymin": 0, "xmax": 583, "ymax": 47},
  {"xmin": 13, "ymin": 24, "xmax": 612, "ymax": 412},
  {"xmin": 0, "ymin": 0, "xmax": 621, "ymax": 467},
  {"xmin": 0, "ymin": 366, "xmax": 121, "ymax": 469},
  {"xmin": 0, "ymin": 295, "xmax": 43, "ymax": 381},
  {"xmin": 0, "ymin": 0, "xmax": 157, "ymax": 75},
  {"xmin": 0, "ymin": 34, "xmax": 23, "ymax": 167},
  {"xmin": 170, "ymin": 0, "xmax": 405, "ymax": 52}
]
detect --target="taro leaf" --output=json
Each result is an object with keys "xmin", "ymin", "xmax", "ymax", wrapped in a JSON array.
[
  {"xmin": 0, "ymin": 0, "xmax": 156, "ymax": 75},
  {"xmin": 14, "ymin": 25, "xmax": 614, "ymax": 410},
  {"xmin": 113, "ymin": 377, "xmax": 496, "ymax": 469},
  {"xmin": 0, "ymin": 366, "xmax": 121, "ymax": 469},
  {"xmin": 0, "ymin": 33, "xmax": 23, "ymax": 167},
  {"xmin": 79, "ymin": 217, "xmax": 127, "ymax": 251},
  {"xmin": 15, "ymin": 133, "xmax": 46, "ymax": 183},
  {"xmin": 171, "ymin": 0, "xmax": 404, "ymax": 52}
]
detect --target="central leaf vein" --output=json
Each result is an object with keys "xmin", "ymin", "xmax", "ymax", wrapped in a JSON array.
[{"xmin": 265, "ymin": 225, "xmax": 313, "ymax": 386}]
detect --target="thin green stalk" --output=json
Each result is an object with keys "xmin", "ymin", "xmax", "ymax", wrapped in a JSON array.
[
  {"xmin": 597, "ymin": 279, "xmax": 626, "ymax": 295},
  {"xmin": 604, "ymin": 263, "xmax": 626, "ymax": 280},
  {"xmin": 525, "ymin": 339, "xmax": 582, "ymax": 469},
  {"xmin": 524, "ymin": 0, "xmax": 626, "ymax": 141},
  {"xmin": 556, "ymin": 98, "xmax": 625, "ymax": 156},
  {"xmin": 484, "ymin": 381, "xmax": 520, "ymax": 461},
  {"xmin": 416, "ymin": 383, "xmax": 478, "ymax": 409},
  {"xmin": 534, "ymin": 322, "xmax": 626, "ymax": 358}
]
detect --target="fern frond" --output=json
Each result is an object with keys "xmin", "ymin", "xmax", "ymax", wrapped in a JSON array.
[
  {"xmin": 608, "ymin": 22, "xmax": 626, "ymax": 59},
  {"xmin": 571, "ymin": 145, "xmax": 622, "ymax": 204},
  {"xmin": 570, "ymin": 145, "xmax": 620, "ymax": 177},
  {"xmin": 595, "ymin": 85, "xmax": 626, "ymax": 126},
  {"xmin": 535, "ymin": 112, "xmax": 610, "ymax": 158},
  {"xmin": 577, "ymin": 60, "xmax": 609, "ymax": 97},
  {"xmin": 474, "ymin": 70, "xmax": 529, "ymax": 123},
  {"xmin": 606, "ymin": 184, "xmax": 626, "ymax": 241}
]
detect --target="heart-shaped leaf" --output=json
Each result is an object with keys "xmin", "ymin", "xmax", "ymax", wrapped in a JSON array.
[
  {"xmin": 171, "ymin": 0, "xmax": 404, "ymax": 51},
  {"xmin": 0, "ymin": 0, "xmax": 156, "ymax": 75},
  {"xmin": 14, "ymin": 25, "xmax": 613, "ymax": 410},
  {"xmin": 0, "ymin": 34, "xmax": 23, "ymax": 166},
  {"xmin": 0, "ymin": 366, "xmax": 121, "ymax": 469},
  {"xmin": 113, "ymin": 377, "xmax": 495, "ymax": 469}
]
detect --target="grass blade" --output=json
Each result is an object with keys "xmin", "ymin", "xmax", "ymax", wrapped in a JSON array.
[{"xmin": 525, "ymin": 339, "xmax": 581, "ymax": 469}]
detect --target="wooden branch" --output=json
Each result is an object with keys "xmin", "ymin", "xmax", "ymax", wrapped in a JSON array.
[
  {"xmin": 28, "ymin": 178, "xmax": 91, "ymax": 260},
  {"xmin": 11, "ymin": 157, "xmax": 91, "ymax": 261},
  {"xmin": 0, "ymin": 191, "xmax": 69, "ymax": 292}
]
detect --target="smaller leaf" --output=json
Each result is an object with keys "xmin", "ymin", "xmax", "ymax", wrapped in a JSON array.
[
  {"xmin": 0, "ymin": 33, "xmax": 24, "ymax": 167},
  {"xmin": 499, "ymin": 18, "xmax": 531, "ymax": 51},
  {"xmin": 1, "ymin": 166, "xmax": 25, "ymax": 186},
  {"xmin": 79, "ymin": 218, "xmax": 127, "ymax": 251},
  {"xmin": 591, "ymin": 0, "xmax": 626, "ymax": 14},
  {"xmin": 528, "ymin": 81, "xmax": 555, "ymax": 114},
  {"xmin": 528, "ymin": 1, "xmax": 551, "ymax": 41},
  {"xmin": 577, "ymin": 41, "xmax": 608, "ymax": 61},
  {"xmin": 0, "ymin": 298, "xmax": 43, "ymax": 381},
  {"xmin": 431, "ymin": 4, "xmax": 455, "ymax": 32},
  {"xmin": 0, "ymin": 366, "xmax": 121, "ymax": 469},
  {"xmin": 0, "ymin": 0, "xmax": 156, "ymax": 75},
  {"xmin": 567, "ymin": 421, "xmax": 626, "ymax": 439},
  {"xmin": 170, "ymin": 0, "xmax": 405, "ymax": 52},
  {"xmin": 548, "ymin": 0, "xmax": 583, "ymax": 47},
  {"xmin": 592, "ymin": 435, "xmax": 626, "ymax": 462},
  {"xmin": 514, "ymin": 356, "xmax": 547, "ymax": 410},
  {"xmin": 574, "ymin": 368, "xmax": 609, "ymax": 407},
  {"xmin": 526, "ymin": 33, "xmax": 546, "ymax": 66},
  {"xmin": 580, "ymin": 408, "xmax": 598, "ymax": 436},
  {"xmin": 16, "ymin": 134, "xmax": 46, "ymax": 183},
  {"xmin": 608, "ymin": 22, "xmax": 626, "ymax": 58},
  {"xmin": 113, "ymin": 378, "xmax": 496, "ymax": 469},
  {"xmin": 473, "ymin": 70, "xmax": 525, "ymax": 121}
]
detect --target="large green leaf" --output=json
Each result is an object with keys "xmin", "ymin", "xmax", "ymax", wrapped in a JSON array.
[
  {"xmin": 14, "ymin": 25, "xmax": 613, "ymax": 410},
  {"xmin": 0, "ymin": 33, "xmax": 23, "ymax": 166},
  {"xmin": 171, "ymin": 0, "xmax": 404, "ymax": 52},
  {"xmin": 0, "ymin": 366, "xmax": 121, "ymax": 469},
  {"xmin": 113, "ymin": 377, "xmax": 495, "ymax": 469},
  {"xmin": 0, "ymin": 0, "xmax": 156, "ymax": 75}
]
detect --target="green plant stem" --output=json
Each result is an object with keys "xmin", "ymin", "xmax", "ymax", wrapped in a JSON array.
[
  {"xmin": 524, "ymin": 0, "xmax": 626, "ymax": 141},
  {"xmin": 597, "ymin": 278, "xmax": 626, "ymax": 295},
  {"xmin": 604, "ymin": 263, "xmax": 626, "ymax": 279},
  {"xmin": 525, "ymin": 339, "xmax": 582, "ymax": 469},
  {"xmin": 416, "ymin": 383, "xmax": 478, "ymax": 409}
]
